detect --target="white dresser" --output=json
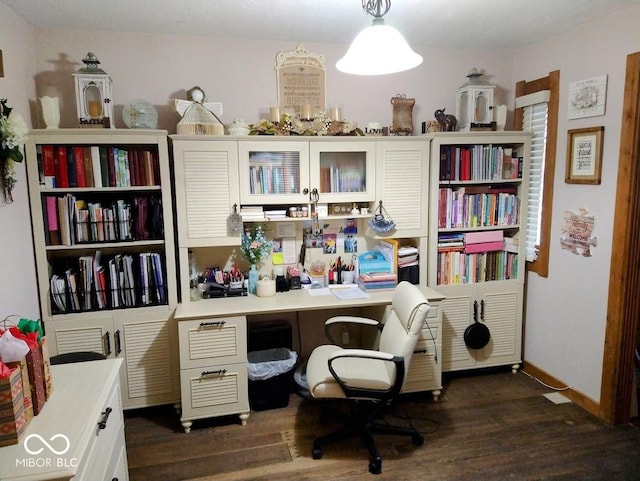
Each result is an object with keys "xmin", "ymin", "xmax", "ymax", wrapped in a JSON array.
[{"xmin": 0, "ymin": 359, "xmax": 128, "ymax": 481}]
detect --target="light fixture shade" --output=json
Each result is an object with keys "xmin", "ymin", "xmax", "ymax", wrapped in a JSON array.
[{"xmin": 336, "ymin": 20, "xmax": 423, "ymax": 75}]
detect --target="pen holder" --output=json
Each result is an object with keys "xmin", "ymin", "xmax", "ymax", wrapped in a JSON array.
[{"xmin": 341, "ymin": 271, "xmax": 355, "ymax": 284}]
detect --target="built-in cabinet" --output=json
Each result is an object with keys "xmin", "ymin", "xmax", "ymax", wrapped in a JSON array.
[
  {"xmin": 25, "ymin": 129, "xmax": 180, "ymax": 409},
  {"xmin": 428, "ymin": 132, "xmax": 531, "ymax": 373},
  {"xmin": 238, "ymin": 138, "xmax": 376, "ymax": 205}
]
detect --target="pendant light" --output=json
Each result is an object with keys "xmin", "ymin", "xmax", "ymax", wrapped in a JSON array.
[{"xmin": 337, "ymin": 0, "xmax": 423, "ymax": 76}]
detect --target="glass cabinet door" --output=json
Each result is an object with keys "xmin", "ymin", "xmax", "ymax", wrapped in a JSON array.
[
  {"xmin": 309, "ymin": 141, "xmax": 376, "ymax": 202},
  {"xmin": 238, "ymin": 141, "xmax": 310, "ymax": 204}
]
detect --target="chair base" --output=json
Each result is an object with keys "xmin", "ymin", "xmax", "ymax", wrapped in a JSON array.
[{"xmin": 311, "ymin": 402, "xmax": 424, "ymax": 475}]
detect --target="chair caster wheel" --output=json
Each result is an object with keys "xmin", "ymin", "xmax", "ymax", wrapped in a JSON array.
[
  {"xmin": 312, "ymin": 447, "xmax": 323, "ymax": 459},
  {"xmin": 369, "ymin": 457, "xmax": 382, "ymax": 475},
  {"xmin": 412, "ymin": 433, "xmax": 424, "ymax": 446}
]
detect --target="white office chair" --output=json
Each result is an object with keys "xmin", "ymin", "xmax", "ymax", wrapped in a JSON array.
[{"xmin": 305, "ymin": 281, "xmax": 431, "ymax": 474}]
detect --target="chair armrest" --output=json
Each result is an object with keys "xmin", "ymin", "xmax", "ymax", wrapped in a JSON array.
[
  {"xmin": 328, "ymin": 348, "xmax": 394, "ymax": 362},
  {"xmin": 327, "ymin": 349, "xmax": 405, "ymax": 400},
  {"xmin": 324, "ymin": 316, "xmax": 383, "ymax": 345}
]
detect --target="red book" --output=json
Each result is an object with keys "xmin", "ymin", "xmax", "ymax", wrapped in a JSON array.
[
  {"xmin": 73, "ymin": 146, "xmax": 87, "ymax": 187},
  {"xmin": 42, "ymin": 145, "xmax": 56, "ymax": 188},
  {"xmin": 107, "ymin": 147, "xmax": 116, "ymax": 187},
  {"xmin": 55, "ymin": 146, "xmax": 69, "ymax": 188}
]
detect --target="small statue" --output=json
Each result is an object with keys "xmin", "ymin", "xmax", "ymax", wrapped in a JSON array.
[{"xmin": 435, "ymin": 108, "xmax": 457, "ymax": 132}]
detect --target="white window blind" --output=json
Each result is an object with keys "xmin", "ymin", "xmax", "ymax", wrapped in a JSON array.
[{"xmin": 522, "ymin": 102, "xmax": 549, "ymax": 262}]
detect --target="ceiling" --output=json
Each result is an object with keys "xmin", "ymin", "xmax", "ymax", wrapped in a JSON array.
[{"xmin": 2, "ymin": 0, "xmax": 640, "ymax": 50}]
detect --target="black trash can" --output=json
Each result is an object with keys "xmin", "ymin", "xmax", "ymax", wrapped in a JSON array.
[{"xmin": 247, "ymin": 347, "xmax": 297, "ymax": 411}]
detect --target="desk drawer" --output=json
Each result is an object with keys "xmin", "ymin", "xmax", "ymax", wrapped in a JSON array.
[
  {"xmin": 403, "ymin": 339, "xmax": 441, "ymax": 393},
  {"xmin": 180, "ymin": 363, "xmax": 249, "ymax": 420},
  {"xmin": 74, "ymin": 380, "xmax": 125, "ymax": 481},
  {"xmin": 179, "ymin": 316, "xmax": 247, "ymax": 369}
]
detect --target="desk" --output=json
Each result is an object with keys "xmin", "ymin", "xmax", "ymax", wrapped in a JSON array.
[
  {"xmin": 175, "ymin": 286, "xmax": 445, "ymax": 433},
  {"xmin": 0, "ymin": 359, "xmax": 127, "ymax": 481}
]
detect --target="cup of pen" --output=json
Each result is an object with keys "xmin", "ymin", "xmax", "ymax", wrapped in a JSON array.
[{"xmin": 341, "ymin": 270, "xmax": 355, "ymax": 284}]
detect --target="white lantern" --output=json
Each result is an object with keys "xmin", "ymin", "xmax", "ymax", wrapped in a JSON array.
[
  {"xmin": 455, "ymin": 68, "xmax": 495, "ymax": 132},
  {"xmin": 72, "ymin": 53, "xmax": 114, "ymax": 128}
]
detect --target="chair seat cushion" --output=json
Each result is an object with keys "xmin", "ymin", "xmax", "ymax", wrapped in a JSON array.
[{"xmin": 306, "ymin": 345, "xmax": 394, "ymax": 399}]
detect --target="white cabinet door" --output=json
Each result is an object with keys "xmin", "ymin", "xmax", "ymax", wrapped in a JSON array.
[
  {"xmin": 47, "ymin": 316, "xmax": 115, "ymax": 358},
  {"xmin": 438, "ymin": 283, "xmax": 523, "ymax": 372},
  {"xmin": 309, "ymin": 140, "xmax": 376, "ymax": 203},
  {"xmin": 172, "ymin": 139, "xmax": 241, "ymax": 247},
  {"xmin": 238, "ymin": 140, "xmax": 310, "ymax": 204},
  {"xmin": 114, "ymin": 310, "xmax": 180, "ymax": 408},
  {"xmin": 375, "ymin": 140, "xmax": 428, "ymax": 237}
]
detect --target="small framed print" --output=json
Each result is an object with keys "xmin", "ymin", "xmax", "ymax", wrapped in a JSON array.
[{"xmin": 565, "ymin": 126, "xmax": 604, "ymax": 184}]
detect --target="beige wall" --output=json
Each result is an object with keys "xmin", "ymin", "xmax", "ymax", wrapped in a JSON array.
[
  {"xmin": 514, "ymin": 4, "xmax": 640, "ymax": 402},
  {"xmin": 0, "ymin": 3, "xmax": 39, "ymax": 321}
]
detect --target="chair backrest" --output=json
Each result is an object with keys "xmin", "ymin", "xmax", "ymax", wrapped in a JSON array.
[{"xmin": 378, "ymin": 282, "xmax": 431, "ymax": 381}]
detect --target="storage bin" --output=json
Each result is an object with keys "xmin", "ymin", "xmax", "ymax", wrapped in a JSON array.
[{"xmin": 247, "ymin": 348, "xmax": 297, "ymax": 411}]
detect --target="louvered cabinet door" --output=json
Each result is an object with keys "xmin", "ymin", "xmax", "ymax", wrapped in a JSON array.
[
  {"xmin": 438, "ymin": 283, "xmax": 523, "ymax": 372},
  {"xmin": 171, "ymin": 139, "xmax": 241, "ymax": 247},
  {"xmin": 375, "ymin": 140, "xmax": 429, "ymax": 237},
  {"xmin": 114, "ymin": 310, "xmax": 180, "ymax": 408},
  {"xmin": 46, "ymin": 316, "xmax": 115, "ymax": 358}
]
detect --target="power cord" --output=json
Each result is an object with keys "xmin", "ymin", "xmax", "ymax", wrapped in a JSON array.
[{"xmin": 521, "ymin": 369, "xmax": 571, "ymax": 391}]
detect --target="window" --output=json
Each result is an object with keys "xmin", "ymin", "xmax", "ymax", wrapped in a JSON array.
[{"xmin": 515, "ymin": 71, "xmax": 560, "ymax": 277}]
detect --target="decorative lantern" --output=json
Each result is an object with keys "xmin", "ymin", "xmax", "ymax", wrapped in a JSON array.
[
  {"xmin": 455, "ymin": 68, "xmax": 495, "ymax": 131},
  {"xmin": 73, "ymin": 53, "xmax": 114, "ymax": 128}
]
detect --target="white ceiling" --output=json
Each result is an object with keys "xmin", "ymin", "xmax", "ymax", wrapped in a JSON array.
[{"xmin": 2, "ymin": 0, "xmax": 640, "ymax": 50}]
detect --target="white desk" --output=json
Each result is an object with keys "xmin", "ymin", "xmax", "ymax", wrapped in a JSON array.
[
  {"xmin": 0, "ymin": 359, "xmax": 127, "ymax": 481},
  {"xmin": 175, "ymin": 286, "xmax": 445, "ymax": 432}
]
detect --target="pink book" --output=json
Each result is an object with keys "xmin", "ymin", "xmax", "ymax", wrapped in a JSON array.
[
  {"xmin": 464, "ymin": 240, "xmax": 504, "ymax": 254},
  {"xmin": 464, "ymin": 230, "xmax": 504, "ymax": 245}
]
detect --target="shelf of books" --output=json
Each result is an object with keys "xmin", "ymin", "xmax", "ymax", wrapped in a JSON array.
[
  {"xmin": 26, "ymin": 129, "xmax": 178, "ymax": 320},
  {"xmin": 428, "ymin": 131, "xmax": 531, "ymax": 373}
]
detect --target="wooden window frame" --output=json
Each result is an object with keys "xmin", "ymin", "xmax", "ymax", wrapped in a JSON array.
[{"xmin": 515, "ymin": 70, "xmax": 560, "ymax": 278}]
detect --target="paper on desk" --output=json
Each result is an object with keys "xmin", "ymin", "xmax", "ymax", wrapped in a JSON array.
[
  {"xmin": 331, "ymin": 285, "xmax": 370, "ymax": 300},
  {"xmin": 306, "ymin": 287, "xmax": 333, "ymax": 296}
]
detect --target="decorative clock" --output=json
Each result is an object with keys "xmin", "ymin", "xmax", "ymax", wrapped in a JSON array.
[
  {"xmin": 72, "ymin": 52, "xmax": 114, "ymax": 128},
  {"xmin": 122, "ymin": 99, "xmax": 158, "ymax": 129}
]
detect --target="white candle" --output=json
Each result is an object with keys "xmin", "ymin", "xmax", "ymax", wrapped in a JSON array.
[
  {"xmin": 330, "ymin": 106, "xmax": 343, "ymax": 122},
  {"xmin": 269, "ymin": 106, "xmax": 281, "ymax": 122},
  {"xmin": 300, "ymin": 104, "xmax": 313, "ymax": 120}
]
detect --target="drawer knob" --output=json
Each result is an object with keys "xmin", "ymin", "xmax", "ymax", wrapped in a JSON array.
[
  {"xmin": 199, "ymin": 321, "xmax": 226, "ymax": 328},
  {"xmin": 201, "ymin": 369, "xmax": 227, "ymax": 377},
  {"xmin": 98, "ymin": 407, "xmax": 113, "ymax": 430}
]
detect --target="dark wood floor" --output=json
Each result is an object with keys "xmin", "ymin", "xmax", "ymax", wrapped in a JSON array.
[{"xmin": 124, "ymin": 368, "xmax": 640, "ymax": 481}]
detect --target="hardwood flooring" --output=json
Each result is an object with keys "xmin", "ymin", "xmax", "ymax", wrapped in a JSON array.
[{"xmin": 124, "ymin": 368, "xmax": 640, "ymax": 481}]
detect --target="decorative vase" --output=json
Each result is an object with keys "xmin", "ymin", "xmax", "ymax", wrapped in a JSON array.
[
  {"xmin": 248, "ymin": 264, "xmax": 259, "ymax": 294},
  {"xmin": 39, "ymin": 96, "xmax": 60, "ymax": 129}
]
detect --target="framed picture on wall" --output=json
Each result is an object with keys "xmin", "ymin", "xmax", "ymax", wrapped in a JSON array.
[{"xmin": 565, "ymin": 126, "xmax": 604, "ymax": 184}]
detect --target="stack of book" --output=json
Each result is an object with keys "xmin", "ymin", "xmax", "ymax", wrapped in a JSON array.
[
  {"xmin": 240, "ymin": 206, "xmax": 265, "ymax": 221},
  {"xmin": 264, "ymin": 209, "xmax": 287, "ymax": 220},
  {"xmin": 356, "ymin": 272, "xmax": 397, "ymax": 291},
  {"xmin": 463, "ymin": 230, "xmax": 504, "ymax": 254}
]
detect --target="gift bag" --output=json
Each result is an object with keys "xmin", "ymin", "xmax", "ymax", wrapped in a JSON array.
[
  {"xmin": 9, "ymin": 328, "xmax": 46, "ymax": 415},
  {"xmin": 7, "ymin": 358, "xmax": 34, "ymax": 424},
  {"xmin": 39, "ymin": 336, "xmax": 53, "ymax": 400},
  {"xmin": 0, "ymin": 363, "xmax": 29, "ymax": 447}
]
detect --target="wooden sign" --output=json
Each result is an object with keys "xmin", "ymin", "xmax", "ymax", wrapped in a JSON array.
[{"xmin": 276, "ymin": 44, "xmax": 326, "ymax": 115}]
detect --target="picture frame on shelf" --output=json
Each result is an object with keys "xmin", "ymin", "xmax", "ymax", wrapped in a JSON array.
[{"xmin": 565, "ymin": 126, "xmax": 604, "ymax": 185}]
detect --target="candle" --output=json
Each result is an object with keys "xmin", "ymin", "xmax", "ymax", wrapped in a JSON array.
[
  {"xmin": 330, "ymin": 106, "xmax": 343, "ymax": 122},
  {"xmin": 300, "ymin": 104, "xmax": 313, "ymax": 120},
  {"xmin": 269, "ymin": 106, "xmax": 281, "ymax": 123}
]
